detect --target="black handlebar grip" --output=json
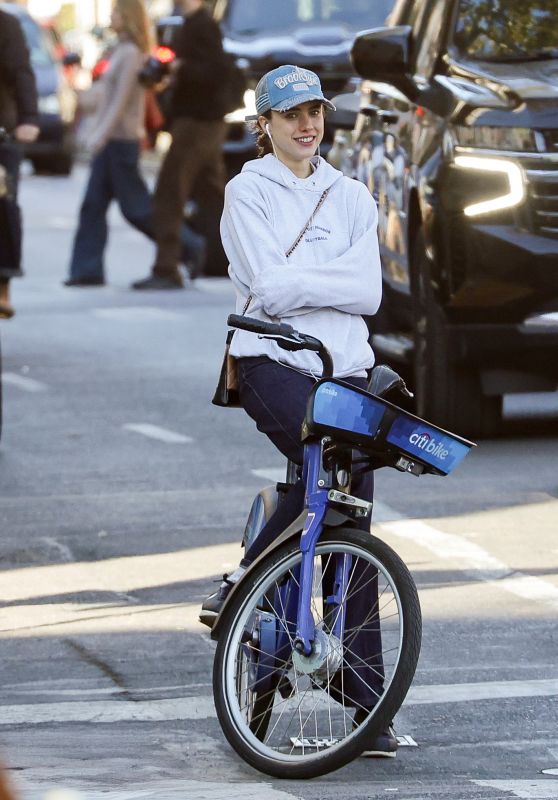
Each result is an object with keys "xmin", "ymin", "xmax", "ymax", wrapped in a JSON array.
[{"xmin": 227, "ymin": 314, "xmax": 295, "ymax": 337}]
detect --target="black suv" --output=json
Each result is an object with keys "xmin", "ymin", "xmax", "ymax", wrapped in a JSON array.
[{"xmin": 342, "ymin": 0, "xmax": 558, "ymax": 437}]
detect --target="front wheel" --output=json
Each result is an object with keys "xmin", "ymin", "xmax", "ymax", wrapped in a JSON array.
[{"xmin": 213, "ymin": 528, "xmax": 421, "ymax": 779}]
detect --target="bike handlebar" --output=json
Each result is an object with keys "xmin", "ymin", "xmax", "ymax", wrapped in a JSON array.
[
  {"xmin": 227, "ymin": 314, "xmax": 295, "ymax": 338},
  {"xmin": 227, "ymin": 314, "xmax": 334, "ymax": 378}
]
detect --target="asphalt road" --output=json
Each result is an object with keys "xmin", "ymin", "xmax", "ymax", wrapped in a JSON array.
[{"xmin": 0, "ymin": 164, "xmax": 557, "ymax": 800}]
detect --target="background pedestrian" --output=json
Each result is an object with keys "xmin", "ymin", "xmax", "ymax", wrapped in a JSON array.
[
  {"xmin": 132, "ymin": 0, "xmax": 227, "ymax": 290},
  {"xmin": 65, "ymin": 0, "xmax": 204, "ymax": 288},
  {"xmin": 0, "ymin": 7, "xmax": 39, "ymax": 319}
]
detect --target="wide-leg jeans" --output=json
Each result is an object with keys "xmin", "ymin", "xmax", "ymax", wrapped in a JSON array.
[{"xmin": 68, "ymin": 139, "xmax": 202, "ymax": 281}]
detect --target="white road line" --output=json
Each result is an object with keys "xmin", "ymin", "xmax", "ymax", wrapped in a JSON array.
[
  {"xmin": 0, "ymin": 697, "xmax": 215, "ymax": 725},
  {"xmin": 376, "ymin": 503, "xmax": 558, "ymax": 612},
  {"xmin": 49, "ymin": 216, "xmax": 75, "ymax": 229},
  {"xmin": 123, "ymin": 424, "xmax": 193, "ymax": 444},
  {"xmin": 252, "ymin": 467, "xmax": 285, "ymax": 483},
  {"xmin": 30, "ymin": 783, "xmax": 300, "ymax": 800},
  {"xmin": 406, "ymin": 678, "xmax": 558, "ymax": 705},
  {"xmin": 1, "ymin": 678, "xmax": 556, "ymax": 725},
  {"xmin": 2, "ymin": 372, "xmax": 47, "ymax": 393},
  {"xmin": 93, "ymin": 308, "xmax": 180, "ymax": 320},
  {"xmin": 473, "ymin": 780, "xmax": 558, "ymax": 798}
]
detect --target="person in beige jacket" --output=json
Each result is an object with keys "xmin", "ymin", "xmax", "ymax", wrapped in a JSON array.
[{"xmin": 65, "ymin": 0, "xmax": 204, "ymax": 286}]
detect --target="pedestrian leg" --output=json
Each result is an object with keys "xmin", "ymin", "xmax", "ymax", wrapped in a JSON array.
[
  {"xmin": 152, "ymin": 119, "xmax": 202, "ymax": 281},
  {"xmin": 67, "ymin": 147, "xmax": 113, "ymax": 282}
]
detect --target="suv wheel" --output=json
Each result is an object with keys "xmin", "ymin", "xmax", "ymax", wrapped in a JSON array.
[{"xmin": 411, "ymin": 229, "xmax": 502, "ymax": 438}]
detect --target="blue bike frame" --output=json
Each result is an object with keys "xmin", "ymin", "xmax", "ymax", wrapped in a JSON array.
[{"xmin": 294, "ymin": 439, "xmax": 351, "ymax": 656}]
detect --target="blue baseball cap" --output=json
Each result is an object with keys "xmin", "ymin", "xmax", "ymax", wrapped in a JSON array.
[{"xmin": 247, "ymin": 65, "xmax": 336, "ymax": 121}]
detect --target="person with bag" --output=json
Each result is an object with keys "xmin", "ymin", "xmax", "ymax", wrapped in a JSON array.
[
  {"xmin": 0, "ymin": 8, "xmax": 39, "ymax": 319},
  {"xmin": 64, "ymin": 0, "xmax": 204, "ymax": 287},
  {"xmin": 203, "ymin": 66, "xmax": 395, "ymax": 754}
]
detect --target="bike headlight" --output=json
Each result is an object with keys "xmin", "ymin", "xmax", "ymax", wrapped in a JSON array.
[
  {"xmin": 38, "ymin": 93, "xmax": 60, "ymax": 115},
  {"xmin": 454, "ymin": 155, "xmax": 525, "ymax": 217},
  {"xmin": 452, "ymin": 125, "xmax": 537, "ymax": 152}
]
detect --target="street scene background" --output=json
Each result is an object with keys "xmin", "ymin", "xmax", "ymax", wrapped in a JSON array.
[{"xmin": 0, "ymin": 161, "xmax": 557, "ymax": 800}]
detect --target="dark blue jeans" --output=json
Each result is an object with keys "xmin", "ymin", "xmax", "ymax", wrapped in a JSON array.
[
  {"xmin": 238, "ymin": 356, "xmax": 374, "ymax": 564},
  {"xmin": 237, "ymin": 356, "xmax": 381, "ymax": 708},
  {"xmin": 68, "ymin": 140, "xmax": 203, "ymax": 280}
]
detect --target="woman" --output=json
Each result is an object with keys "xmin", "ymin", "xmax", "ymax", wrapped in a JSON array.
[
  {"xmin": 203, "ymin": 66, "xmax": 396, "ymax": 756},
  {"xmin": 65, "ymin": 0, "xmax": 203, "ymax": 287}
]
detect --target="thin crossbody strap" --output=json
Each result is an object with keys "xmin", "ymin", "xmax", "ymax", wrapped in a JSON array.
[
  {"xmin": 285, "ymin": 188, "xmax": 330, "ymax": 258},
  {"xmin": 239, "ymin": 186, "xmax": 330, "ymax": 316}
]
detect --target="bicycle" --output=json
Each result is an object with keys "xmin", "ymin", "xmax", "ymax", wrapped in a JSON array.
[{"xmin": 206, "ymin": 313, "xmax": 475, "ymax": 779}]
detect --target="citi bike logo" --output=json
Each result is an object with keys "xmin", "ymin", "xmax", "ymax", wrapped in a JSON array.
[{"xmin": 409, "ymin": 431, "xmax": 449, "ymax": 460}]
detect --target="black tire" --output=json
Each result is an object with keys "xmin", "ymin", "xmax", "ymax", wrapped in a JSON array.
[
  {"xmin": 213, "ymin": 528, "xmax": 421, "ymax": 779},
  {"xmin": 412, "ymin": 229, "xmax": 502, "ymax": 438}
]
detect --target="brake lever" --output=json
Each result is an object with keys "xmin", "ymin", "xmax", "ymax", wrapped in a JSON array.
[{"xmin": 259, "ymin": 332, "xmax": 321, "ymax": 353}]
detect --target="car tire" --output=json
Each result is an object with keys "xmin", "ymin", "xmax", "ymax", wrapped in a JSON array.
[{"xmin": 411, "ymin": 228, "xmax": 502, "ymax": 438}]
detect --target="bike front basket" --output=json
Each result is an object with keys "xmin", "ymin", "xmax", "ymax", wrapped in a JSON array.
[{"xmin": 302, "ymin": 378, "xmax": 475, "ymax": 476}]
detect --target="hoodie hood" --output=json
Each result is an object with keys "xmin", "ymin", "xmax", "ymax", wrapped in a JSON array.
[{"xmin": 241, "ymin": 153, "xmax": 344, "ymax": 194}]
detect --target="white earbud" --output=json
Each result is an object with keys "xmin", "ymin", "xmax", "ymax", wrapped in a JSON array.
[{"xmin": 265, "ymin": 123, "xmax": 271, "ymax": 137}]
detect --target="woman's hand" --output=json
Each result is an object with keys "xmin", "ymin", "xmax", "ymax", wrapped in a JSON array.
[{"xmin": 14, "ymin": 124, "xmax": 39, "ymax": 144}]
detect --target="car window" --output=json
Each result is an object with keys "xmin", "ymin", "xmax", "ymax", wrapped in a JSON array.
[
  {"xmin": 18, "ymin": 15, "xmax": 55, "ymax": 67},
  {"xmin": 451, "ymin": 0, "xmax": 558, "ymax": 61},
  {"xmin": 414, "ymin": 0, "xmax": 447, "ymax": 78},
  {"xmin": 221, "ymin": 0, "xmax": 394, "ymax": 36}
]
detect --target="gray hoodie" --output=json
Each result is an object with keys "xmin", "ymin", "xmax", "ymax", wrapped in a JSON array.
[{"xmin": 221, "ymin": 153, "xmax": 382, "ymax": 378}]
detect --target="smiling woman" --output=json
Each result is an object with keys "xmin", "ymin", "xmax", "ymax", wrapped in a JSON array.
[{"xmin": 203, "ymin": 62, "xmax": 393, "ymax": 757}]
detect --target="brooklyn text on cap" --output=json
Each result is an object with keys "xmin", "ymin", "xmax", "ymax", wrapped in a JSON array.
[{"xmin": 246, "ymin": 65, "xmax": 336, "ymax": 121}]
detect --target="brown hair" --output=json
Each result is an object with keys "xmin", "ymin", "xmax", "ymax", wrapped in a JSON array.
[
  {"xmin": 115, "ymin": 0, "xmax": 153, "ymax": 54},
  {"xmin": 253, "ymin": 112, "xmax": 272, "ymax": 158}
]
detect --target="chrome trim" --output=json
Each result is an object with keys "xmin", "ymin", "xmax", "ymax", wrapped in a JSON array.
[
  {"xmin": 522, "ymin": 312, "xmax": 558, "ymax": 330},
  {"xmin": 455, "ymin": 146, "xmax": 558, "ymax": 161},
  {"xmin": 525, "ymin": 169, "xmax": 558, "ymax": 182}
]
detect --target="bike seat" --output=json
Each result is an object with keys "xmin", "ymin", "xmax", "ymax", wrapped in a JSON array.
[{"xmin": 368, "ymin": 365, "xmax": 412, "ymax": 399}]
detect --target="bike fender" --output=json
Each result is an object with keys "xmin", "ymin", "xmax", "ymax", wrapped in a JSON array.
[{"xmin": 210, "ymin": 507, "xmax": 353, "ymax": 641}]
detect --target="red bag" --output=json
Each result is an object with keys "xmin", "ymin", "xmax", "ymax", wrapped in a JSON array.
[{"xmin": 144, "ymin": 89, "xmax": 164, "ymax": 132}]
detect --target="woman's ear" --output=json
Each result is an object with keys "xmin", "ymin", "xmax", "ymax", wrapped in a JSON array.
[{"xmin": 257, "ymin": 115, "xmax": 268, "ymax": 136}]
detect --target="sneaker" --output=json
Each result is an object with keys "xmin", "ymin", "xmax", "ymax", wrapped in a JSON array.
[
  {"xmin": 131, "ymin": 274, "xmax": 184, "ymax": 290},
  {"xmin": 199, "ymin": 574, "xmax": 235, "ymax": 629},
  {"xmin": 63, "ymin": 277, "xmax": 105, "ymax": 286},
  {"xmin": 0, "ymin": 281, "xmax": 14, "ymax": 317},
  {"xmin": 0, "ymin": 302, "xmax": 14, "ymax": 319},
  {"xmin": 353, "ymin": 708, "xmax": 398, "ymax": 758}
]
